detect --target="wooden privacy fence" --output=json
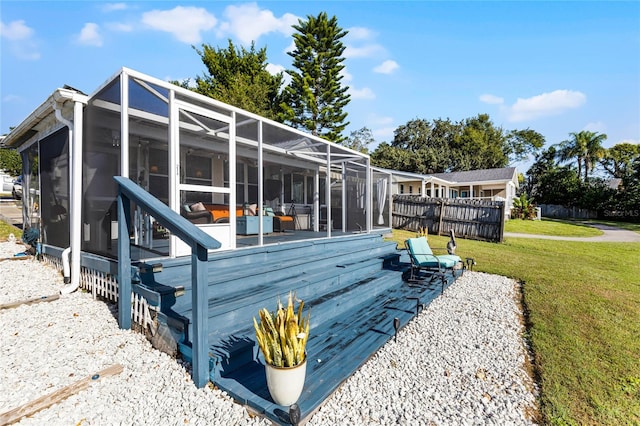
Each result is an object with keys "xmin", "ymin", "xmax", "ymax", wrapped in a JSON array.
[{"xmin": 392, "ymin": 195, "xmax": 505, "ymax": 242}]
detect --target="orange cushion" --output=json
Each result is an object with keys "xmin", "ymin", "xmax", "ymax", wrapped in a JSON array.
[{"xmin": 203, "ymin": 204, "xmax": 243, "ymax": 220}]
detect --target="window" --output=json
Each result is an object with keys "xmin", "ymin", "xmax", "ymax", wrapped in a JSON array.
[
  {"xmin": 409, "ymin": 185, "xmax": 413, "ymax": 194},
  {"xmin": 400, "ymin": 184, "xmax": 404, "ymax": 194}
]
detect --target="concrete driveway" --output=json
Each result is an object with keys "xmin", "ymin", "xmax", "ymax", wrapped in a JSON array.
[
  {"xmin": 505, "ymin": 222, "xmax": 640, "ymax": 243},
  {"xmin": 0, "ymin": 199, "xmax": 23, "ymax": 229}
]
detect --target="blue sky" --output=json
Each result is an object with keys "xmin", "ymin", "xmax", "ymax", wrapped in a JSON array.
[{"xmin": 1, "ymin": 1, "xmax": 639, "ymax": 172}]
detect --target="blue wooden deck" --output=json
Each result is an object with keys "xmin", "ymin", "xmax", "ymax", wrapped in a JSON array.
[{"xmin": 135, "ymin": 231, "xmax": 461, "ymax": 425}]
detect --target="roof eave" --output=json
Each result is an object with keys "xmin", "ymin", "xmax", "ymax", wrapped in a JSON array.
[{"xmin": 3, "ymin": 88, "xmax": 88, "ymax": 148}]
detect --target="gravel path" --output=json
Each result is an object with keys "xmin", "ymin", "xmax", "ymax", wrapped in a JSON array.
[{"xmin": 0, "ymin": 240, "xmax": 538, "ymax": 425}]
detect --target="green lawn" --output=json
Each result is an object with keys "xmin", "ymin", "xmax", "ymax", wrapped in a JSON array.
[
  {"xmin": 0, "ymin": 221, "xmax": 22, "ymax": 240},
  {"xmin": 390, "ymin": 229, "xmax": 640, "ymax": 425},
  {"xmin": 505, "ymin": 218, "xmax": 603, "ymax": 237}
]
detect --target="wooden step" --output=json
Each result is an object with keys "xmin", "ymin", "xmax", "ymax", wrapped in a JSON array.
[
  {"xmin": 180, "ymin": 254, "xmax": 397, "ymax": 344},
  {"xmin": 213, "ymin": 277, "xmax": 445, "ymax": 424},
  {"xmin": 206, "ymin": 268, "xmax": 407, "ymax": 378}
]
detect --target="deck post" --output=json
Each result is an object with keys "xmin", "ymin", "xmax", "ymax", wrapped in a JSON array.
[
  {"xmin": 117, "ymin": 190, "xmax": 132, "ymax": 330},
  {"xmin": 191, "ymin": 244, "xmax": 210, "ymax": 388}
]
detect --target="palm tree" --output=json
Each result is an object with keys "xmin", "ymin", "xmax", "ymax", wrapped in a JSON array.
[
  {"xmin": 581, "ymin": 131, "xmax": 607, "ymax": 181},
  {"xmin": 557, "ymin": 132, "xmax": 585, "ymax": 179},
  {"xmin": 557, "ymin": 131, "xmax": 607, "ymax": 181}
]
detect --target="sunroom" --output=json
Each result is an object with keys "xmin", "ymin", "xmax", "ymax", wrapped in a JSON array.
[{"xmin": 4, "ymin": 67, "xmax": 392, "ymax": 284}]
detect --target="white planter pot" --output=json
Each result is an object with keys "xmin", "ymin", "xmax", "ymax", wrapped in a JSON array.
[{"xmin": 265, "ymin": 358, "xmax": 307, "ymax": 406}]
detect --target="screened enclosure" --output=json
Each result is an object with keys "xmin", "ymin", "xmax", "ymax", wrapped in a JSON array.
[{"xmin": 8, "ymin": 67, "xmax": 392, "ymax": 262}]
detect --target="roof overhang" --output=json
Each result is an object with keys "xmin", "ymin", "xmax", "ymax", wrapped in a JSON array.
[
  {"xmin": 3, "ymin": 88, "xmax": 89, "ymax": 149},
  {"xmin": 372, "ymin": 167, "xmax": 454, "ymax": 186}
]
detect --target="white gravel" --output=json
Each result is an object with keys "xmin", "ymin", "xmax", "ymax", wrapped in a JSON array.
[{"xmin": 0, "ymin": 239, "xmax": 538, "ymax": 425}]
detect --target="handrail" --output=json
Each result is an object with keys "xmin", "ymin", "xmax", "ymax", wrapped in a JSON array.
[{"xmin": 114, "ymin": 176, "xmax": 220, "ymax": 388}]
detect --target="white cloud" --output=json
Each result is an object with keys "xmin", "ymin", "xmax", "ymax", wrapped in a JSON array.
[
  {"xmin": 368, "ymin": 113, "xmax": 394, "ymax": 128},
  {"xmin": 372, "ymin": 126, "xmax": 395, "ymax": 141},
  {"xmin": 102, "ymin": 3, "xmax": 128, "ymax": 13},
  {"xmin": 340, "ymin": 68, "xmax": 353, "ymax": 83},
  {"xmin": 374, "ymin": 60, "xmax": 399, "ymax": 74},
  {"xmin": 507, "ymin": 90, "xmax": 586, "ymax": 122},
  {"xmin": 142, "ymin": 6, "xmax": 216, "ymax": 44},
  {"xmin": 217, "ymin": 3, "xmax": 298, "ymax": 45},
  {"xmin": 77, "ymin": 23, "xmax": 103, "ymax": 47},
  {"xmin": 106, "ymin": 22, "xmax": 133, "ymax": 32},
  {"xmin": 284, "ymin": 40, "xmax": 296, "ymax": 55},
  {"xmin": 349, "ymin": 87, "xmax": 375, "ymax": 100},
  {"xmin": 343, "ymin": 25, "xmax": 385, "ymax": 59},
  {"xmin": 266, "ymin": 63, "xmax": 285, "ymax": 75},
  {"xmin": 361, "ymin": 114, "xmax": 395, "ymax": 144},
  {"xmin": 479, "ymin": 94, "xmax": 504, "ymax": 105},
  {"xmin": 583, "ymin": 121, "xmax": 607, "ymax": 133},
  {"xmin": 0, "ymin": 20, "xmax": 40, "ymax": 60},
  {"xmin": 346, "ymin": 26, "xmax": 375, "ymax": 41},
  {"xmin": 267, "ymin": 63, "xmax": 290, "ymax": 86},
  {"xmin": 344, "ymin": 44, "xmax": 385, "ymax": 59},
  {"xmin": 1, "ymin": 19, "xmax": 33, "ymax": 40},
  {"xmin": 2, "ymin": 94, "xmax": 23, "ymax": 103}
]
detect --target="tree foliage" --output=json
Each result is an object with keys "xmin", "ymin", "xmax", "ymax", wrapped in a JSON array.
[
  {"xmin": 600, "ymin": 142, "xmax": 639, "ymax": 180},
  {"xmin": 613, "ymin": 155, "xmax": 640, "ymax": 218},
  {"xmin": 281, "ymin": 12, "xmax": 350, "ymax": 143},
  {"xmin": 0, "ymin": 148, "xmax": 22, "ymax": 177},
  {"xmin": 526, "ymin": 146, "xmax": 584, "ymax": 206},
  {"xmin": 343, "ymin": 127, "xmax": 374, "ymax": 154},
  {"xmin": 556, "ymin": 131, "xmax": 607, "ymax": 181},
  {"xmin": 370, "ymin": 114, "xmax": 544, "ymax": 173},
  {"xmin": 173, "ymin": 40, "xmax": 285, "ymax": 121},
  {"xmin": 511, "ymin": 193, "xmax": 537, "ymax": 220},
  {"xmin": 506, "ymin": 128, "xmax": 546, "ymax": 163},
  {"xmin": 525, "ymin": 145, "xmax": 623, "ymax": 217}
]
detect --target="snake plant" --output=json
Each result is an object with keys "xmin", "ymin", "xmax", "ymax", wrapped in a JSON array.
[{"xmin": 253, "ymin": 292, "xmax": 310, "ymax": 368}]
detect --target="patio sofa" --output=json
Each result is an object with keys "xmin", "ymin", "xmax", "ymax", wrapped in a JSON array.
[{"xmin": 203, "ymin": 204, "xmax": 243, "ymax": 223}]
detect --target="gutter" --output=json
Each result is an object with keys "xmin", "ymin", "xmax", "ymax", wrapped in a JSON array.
[{"xmin": 50, "ymin": 90, "xmax": 87, "ymax": 295}]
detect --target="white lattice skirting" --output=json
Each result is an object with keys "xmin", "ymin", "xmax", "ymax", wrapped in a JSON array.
[{"xmin": 42, "ymin": 254, "xmax": 154, "ymax": 333}]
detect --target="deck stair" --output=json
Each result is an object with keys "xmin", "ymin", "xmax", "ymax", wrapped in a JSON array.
[{"xmin": 135, "ymin": 232, "xmax": 458, "ymax": 424}]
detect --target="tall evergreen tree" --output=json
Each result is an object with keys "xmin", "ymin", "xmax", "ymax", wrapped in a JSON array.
[{"xmin": 281, "ymin": 12, "xmax": 350, "ymax": 143}]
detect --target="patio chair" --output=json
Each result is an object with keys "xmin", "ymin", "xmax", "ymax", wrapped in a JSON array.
[
  {"xmin": 404, "ymin": 236, "xmax": 464, "ymax": 293},
  {"xmin": 181, "ymin": 204, "xmax": 213, "ymax": 224},
  {"xmin": 264, "ymin": 207, "xmax": 295, "ymax": 232}
]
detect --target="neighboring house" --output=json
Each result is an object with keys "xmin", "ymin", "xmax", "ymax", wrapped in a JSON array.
[
  {"xmin": 606, "ymin": 178, "xmax": 622, "ymax": 190},
  {"xmin": 378, "ymin": 166, "xmax": 519, "ymax": 217}
]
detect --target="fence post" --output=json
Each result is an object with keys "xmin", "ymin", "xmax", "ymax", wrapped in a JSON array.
[
  {"xmin": 498, "ymin": 202, "xmax": 505, "ymax": 243},
  {"xmin": 438, "ymin": 200, "xmax": 445, "ymax": 236}
]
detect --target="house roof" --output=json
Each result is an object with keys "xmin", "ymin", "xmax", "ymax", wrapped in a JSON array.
[{"xmin": 429, "ymin": 167, "xmax": 517, "ymax": 184}]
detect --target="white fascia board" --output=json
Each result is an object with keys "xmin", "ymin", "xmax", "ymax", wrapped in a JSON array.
[
  {"xmin": 449, "ymin": 178, "xmax": 512, "ymax": 187},
  {"xmin": 3, "ymin": 88, "xmax": 88, "ymax": 148}
]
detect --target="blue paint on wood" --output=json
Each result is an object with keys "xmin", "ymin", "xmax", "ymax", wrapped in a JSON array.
[
  {"xmin": 114, "ymin": 176, "xmax": 221, "ymax": 389},
  {"xmin": 138, "ymin": 230, "xmax": 461, "ymax": 424},
  {"xmin": 117, "ymin": 190, "xmax": 132, "ymax": 330}
]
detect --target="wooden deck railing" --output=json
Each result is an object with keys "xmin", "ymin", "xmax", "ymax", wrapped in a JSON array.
[{"xmin": 113, "ymin": 176, "xmax": 221, "ymax": 388}]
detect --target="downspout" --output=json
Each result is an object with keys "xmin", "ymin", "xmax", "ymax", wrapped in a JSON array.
[{"xmin": 53, "ymin": 97, "xmax": 82, "ymax": 295}]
